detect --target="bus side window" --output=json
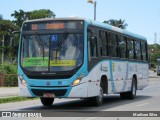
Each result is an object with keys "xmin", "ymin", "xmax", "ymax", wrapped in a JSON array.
[
  {"xmin": 127, "ymin": 38, "xmax": 134, "ymax": 59},
  {"xmin": 141, "ymin": 41, "xmax": 147, "ymax": 61},
  {"xmin": 135, "ymin": 40, "xmax": 142, "ymax": 60},
  {"xmin": 99, "ymin": 30, "xmax": 107, "ymax": 56},
  {"xmin": 87, "ymin": 29, "xmax": 98, "ymax": 58},
  {"xmin": 108, "ymin": 33, "xmax": 118, "ymax": 57},
  {"xmin": 118, "ymin": 36, "xmax": 127, "ymax": 58}
]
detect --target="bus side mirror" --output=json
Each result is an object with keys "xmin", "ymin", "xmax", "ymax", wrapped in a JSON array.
[
  {"xmin": 10, "ymin": 31, "xmax": 20, "ymax": 47},
  {"xmin": 90, "ymin": 36, "xmax": 96, "ymax": 47}
]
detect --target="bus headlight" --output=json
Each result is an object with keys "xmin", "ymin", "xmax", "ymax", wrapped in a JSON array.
[
  {"xmin": 19, "ymin": 76, "xmax": 28, "ymax": 86},
  {"xmin": 72, "ymin": 73, "xmax": 84, "ymax": 86},
  {"xmin": 72, "ymin": 78, "xmax": 81, "ymax": 86}
]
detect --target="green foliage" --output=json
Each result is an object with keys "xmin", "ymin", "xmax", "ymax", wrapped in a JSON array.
[
  {"xmin": 11, "ymin": 9, "xmax": 56, "ymax": 28},
  {"xmin": 0, "ymin": 64, "xmax": 17, "ymax": 86},
  {"xmin": 4, "ymin": 74, "xmax": 18, "ymax": 87},
  {"xmin": 148, "ymin": 43, "xmax": 160, "ymax": 51},
  {"xmin": 0, "ymin": 96, "xmax": 37, "ymax": 104},
  {"xmin": 148, "ymin": 44, "xmax": 160, "ymax": 65},
  {"xmin": 0, "ymin": 20, "xmax": 18, "ymax": 33},
  {"xmin": 28, "ymin": 9, "xmax": 56, "ymax": 20},
  {"xmin": 0, "ymin": 20, "xmax": 19, "ymax": 59},
  {"xmin": 103, "ymin": 19, "xmax": 128, "ymax": 29},
  {"xmin": 0, "ymin": 64, "xmax": 17, "ymax": 74},
  {"xmin": 150, "ymin": 51, "xmax": 160, "ymax": 64},
  {"xmin": 11, "ymin": 9, "xmax": 27, "ymax": 28}
]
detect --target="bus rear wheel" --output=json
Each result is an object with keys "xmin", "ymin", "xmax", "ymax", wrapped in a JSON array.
[
  {"xmin": 40, "ymin": 97, "xmax": 54, "ymax": 106},
  {"xmin": 128, "ymin": 77, "xmax": 137, "ymax": 99},
  {"xmin": 120, "ymin": 77, "xmax": 137, "ymax": 99}
]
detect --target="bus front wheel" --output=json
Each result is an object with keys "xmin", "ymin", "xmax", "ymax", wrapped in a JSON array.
[
  {"xmin": 40, "ymin": 97, "xmax": 54, "ymax": 106},
  {"xmin": 91, "ymin": 87, "xmax": 104, "ymax": 106}
]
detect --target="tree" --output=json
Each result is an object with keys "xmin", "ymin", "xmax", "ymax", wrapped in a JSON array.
[
  {"xmin": 11, "ymin": 9, "xmax": 56, "ymax": 28},
  {"xmin": 28, "ymin": 9, "xmax": 56, "ymax": 20},
  {"xmin": 103, "ymin": 19, "xmax": 128, "ymax": 29},
  {"xmin": 150, "ymin": 52, "xmax": 160, "ymax": 64},
  {"xmin": 0, "ymin": 20, "xmax": 19, "ymax": 63},
  {"xmin": 11, "ymin": 9, "xmax": 27, "ymax": 28},
  {"xmin": 148, "ymin": 44, "xmax": 160, "ymax": 66},
  {"xmin": 148, "ymin": 43, "xmax": 160, "ymax": 52}
]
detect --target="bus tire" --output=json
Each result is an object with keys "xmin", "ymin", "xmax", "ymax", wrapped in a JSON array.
[
  {"xmin": 120, "ymin": 77, "xmax": 137, "ymax": 99},
  {"xmin": 91, "ymin": 86, "xmax": 103, "ymax": 106},
  {"xmin": 120, "ymin": 92, "xmax": 127, "ymax": 99},
  {"xmin": 128, "ymin": 77, "xmax": 137, "ymax": 99},
  {"xmin": 40, "ymin": 97, "xmax": 54, "ymax": 106}
]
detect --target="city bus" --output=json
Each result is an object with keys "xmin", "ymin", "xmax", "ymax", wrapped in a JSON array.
[{"xmin": 15, "ymin": 17, "xmax": 149, "ymax": 106}]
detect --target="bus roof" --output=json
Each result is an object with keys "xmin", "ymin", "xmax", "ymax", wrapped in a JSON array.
[
  {"xmin": 86, "ymin": 19, "xmax": 147, "ymax": 41},
  {"xmin": 23, "ymin": 17, "xmax": 85, "ymax": 23},
  {"xmin": 24, "ymin": 17, "xmax": 147, "ymax": 41}
]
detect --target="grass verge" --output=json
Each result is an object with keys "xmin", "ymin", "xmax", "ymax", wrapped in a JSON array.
[{"xmin": 0, "ymin": 96, "xmax": 38, "ymax": 104}]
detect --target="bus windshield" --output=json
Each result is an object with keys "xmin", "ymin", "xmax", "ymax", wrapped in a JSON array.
[{"xmin": 21, "ymin": 33, "xmax": 84, "ymax": 72}]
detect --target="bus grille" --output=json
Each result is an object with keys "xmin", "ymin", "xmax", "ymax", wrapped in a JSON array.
[{"xmin": 31, "ymin": 89, "xmax": 67, "ymax": 97}]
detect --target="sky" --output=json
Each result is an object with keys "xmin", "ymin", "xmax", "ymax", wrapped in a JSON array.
[{"xmin": 0, "ymin": 0, "xmax": 160, "ymax": 44}]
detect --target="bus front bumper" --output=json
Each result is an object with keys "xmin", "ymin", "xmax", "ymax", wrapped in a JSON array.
[{"xmin": 19, "ymin": 81, "xmax": 88, "ymax": 98}]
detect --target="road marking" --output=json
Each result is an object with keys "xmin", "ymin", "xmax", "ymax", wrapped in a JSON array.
[
  {"xmin": 136, "ymin": 103, "xmax": 148, "ymax": 107},
  {"xmin": 85, "ymin": 117, "xmax": 99, "ymax": 120}
]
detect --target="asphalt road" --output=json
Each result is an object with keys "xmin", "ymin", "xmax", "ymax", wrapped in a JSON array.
[{"xmin": 0, "ymin": 78, "xmax": 160, "ymax": 120}]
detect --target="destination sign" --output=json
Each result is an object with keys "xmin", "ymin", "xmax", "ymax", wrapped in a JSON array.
[{"xmin": 22, "ymin": 21, "xmax": 84, "ymax": 31}]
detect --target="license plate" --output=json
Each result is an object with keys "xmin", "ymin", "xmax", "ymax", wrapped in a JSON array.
[{"xmin": 43, "ymin": 93, "xmax": 55, "ymax": 98}]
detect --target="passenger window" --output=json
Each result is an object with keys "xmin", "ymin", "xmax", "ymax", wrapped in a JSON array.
[
  {"xmin": 108, "ymin": 33, "xmax": 118, "ymax": 57},
  {"xmin": 135, "ymin": 41, "xmax": 142, "ymax": 60},
  {"xmin": 118, "ymin": 36, "xmax": 127, "ymax": 58},
  {"xmin": 99, "ymin": 30, "xmax": 107, "ymax": 56},
  {"xmin": 88, "ymin": 29, "xmax": 98, "ymax": 57},
  {"xmin": 128, "ymin": 39, "xmax": 134, "ymax": 59},
  {"xmin": 141, "ymin": 42, "xmax": 147, "ymax": 61}
]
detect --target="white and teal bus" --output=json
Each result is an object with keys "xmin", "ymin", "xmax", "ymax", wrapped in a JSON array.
[{"xmin": 16, "ymin": 17, "xmax": 149, "ymax": 106}]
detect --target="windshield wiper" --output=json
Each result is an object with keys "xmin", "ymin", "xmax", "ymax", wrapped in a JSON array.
[
  {"xmin": 35, "ymin": 32, "xmax": 45, "ymax": 60},
  {"xmin": 57, "ymin": 32, "xmax": 68, "ymax": 51}
]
